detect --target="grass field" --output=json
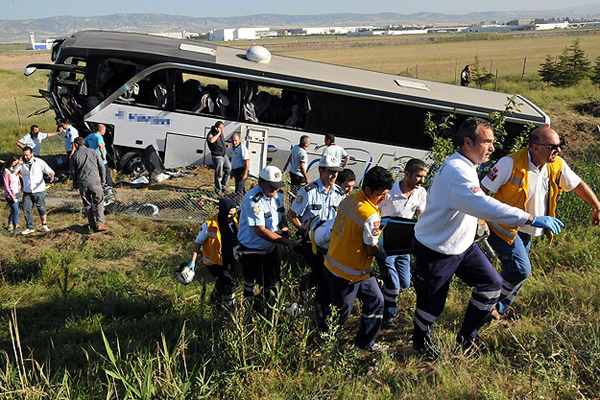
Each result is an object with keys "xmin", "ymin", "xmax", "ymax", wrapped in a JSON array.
[{"xmin": 1, "ymin": 32, "xmax": 600, "ymax": 399}]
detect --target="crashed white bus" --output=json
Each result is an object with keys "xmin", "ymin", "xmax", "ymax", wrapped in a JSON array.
[{"xmin": 25, "ymin": 30, "xmax": 550, "ymax": 180}]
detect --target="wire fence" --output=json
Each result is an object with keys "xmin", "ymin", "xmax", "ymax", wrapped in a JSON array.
[{"xmin": 45, "ymin": 174, "xmax": 306, "ymax": 224}]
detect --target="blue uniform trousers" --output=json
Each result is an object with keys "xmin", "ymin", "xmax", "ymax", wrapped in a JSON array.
[
  {"xmin": 376, "ymin": 254, "xmax": 411, "ymax": 323},
  {"xmin": 487, "ymin": 230, "xmax": 532, "ymax": 314},
  {"xmin": 324, "ymin": 268, "xmax": 384, "ymax": 350},
  {"xmin": 412, "ymin": 240, "xmax": 502, "ymax": 345}
]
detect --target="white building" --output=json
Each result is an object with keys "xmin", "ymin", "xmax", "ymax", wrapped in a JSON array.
[
  {"xmin": 534, "ymin": 22, "xmax": 569, "ymax": 30},
  {"xmin": 149, "ymin": 31, "xmax": 199, "ymax": 40},
  {"xmin": 348, "ymin": 29, "xmax": 428, "ymax": 36},
  {"xmin": 209, "ymin": 27, "xmax": 271, "ymax": 41}
]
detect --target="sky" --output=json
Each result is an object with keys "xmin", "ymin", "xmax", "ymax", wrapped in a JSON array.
[{"xmin": 3, "ymin": 0, "xmax": 600, "ymax": 20}]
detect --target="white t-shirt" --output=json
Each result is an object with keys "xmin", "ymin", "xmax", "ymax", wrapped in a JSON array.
[
  {"xmin": 314, "ymin": 218, "xmax": 335, "ymax": 249},
  {"xmin": 379, "ymin": 182, "xmax": 427, "ymax": 218},
  {"xmin": 63, "ymin": 126, "xmax": 79, "ymax": 152},
  {"xmin": 19, "ymin": 132, "xmax": 48, "ymax": 156},
  {"xmin": 322, "ymin": 144, "xmax": 348, "ymax": 166},
  {"xmin": 195, "ymin": 222, "xmax": 209, "ymax": 244},
  {"xmin": 481, "ymin": 152, "xmax": 581, "ymax": 236},
  {"xmin": 21, "ymin": 157, "xmax": 55, "ymax": 193},
  {"xmin": 290, "ymin": 145, "xmax": 308, "ymax": 177},
  {"xmin": 415, "ymin": 152, "xmax": 530, "ymax": 255}
]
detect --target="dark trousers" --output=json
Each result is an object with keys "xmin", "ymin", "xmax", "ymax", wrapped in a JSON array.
[
  {"xmin": 104, "ymin": 164, "xmax": 113, "ymax": 187},
  {"xmin": 324, "ymin": 268, "xmax": 384, "ymax": 349},
  {"xmin": 230, "ymin": 167, "xmax": 247, "ymax": 195},
  {"xmin": 412, "ymin": 240, "xmax": 502, "ymax": 345},
  {"xmin": 79, "ymin": 185, "xmax": 105, "ymax": 228},
  {"xmin": 241, "ymin": 248, "xmax": 281, "ymax": 313},
  {"xmin": 205, "ymin": 262, "xmax": 235, "ymax": 306},
  {"xmin": 22, "ymin": 191, "xmax": 46, "ymax": 230},
  {"xmin": 290, "ymin": 173, "xmax": 306, "ymax": 195}
]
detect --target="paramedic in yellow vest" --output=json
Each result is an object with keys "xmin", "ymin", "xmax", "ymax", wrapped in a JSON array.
[
  {"xmin": 481, "ymin": 126, "xmax": 600, "ymax": 319},
  {"xmin": 324, "ymin": 166, "xmax": 394, "ymax": 352},
  {"xmin": 177, "ymin": 198, "xmax": 239, "ymax": 308}
]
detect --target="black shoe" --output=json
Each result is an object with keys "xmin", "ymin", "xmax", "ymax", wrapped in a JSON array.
[
  {"xmin": 412, "ymin": 335, "xmax": 440, "ymax": 361},
  {"xmin": 456, "ymin": 335, "xmax": 492, "ymax": 355}
]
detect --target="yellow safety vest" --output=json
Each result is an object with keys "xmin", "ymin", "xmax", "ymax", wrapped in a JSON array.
[
  {"xmin": 325, "ymin": 189, "xmax": 380, "ymax": 282},
  {"xmin": 489, "ymin": 148, "xmax": 563, "ymax": 244},
  {"xmin": 202, "ymin": 215, "xmax": 239, "ymax": 266}
]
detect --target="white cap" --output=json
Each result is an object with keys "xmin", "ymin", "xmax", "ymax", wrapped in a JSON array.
[
  {"xmin": 318, "ymin": 154, "xmax": 343, "ymax": 172},
  {"xmin": 259, "ymin": 166, "xmax": 285, "ymax": 188}
]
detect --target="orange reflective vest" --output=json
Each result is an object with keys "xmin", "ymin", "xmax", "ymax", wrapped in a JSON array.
[
  {"xmin": 489, "ymin": 148, "xmax": 563, "ymax": 244},
  {"xmin": 202, "ymin": 215, "xmax": 239, "ymax": 266},
  {"xmin": 325, "ymin": 189, "xmax": 380, "ymax": 282}
]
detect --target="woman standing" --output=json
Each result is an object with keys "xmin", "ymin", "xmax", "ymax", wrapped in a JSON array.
[{"xmin": 2, "ymin": 156, "xmax": 22, "ymax": 233}]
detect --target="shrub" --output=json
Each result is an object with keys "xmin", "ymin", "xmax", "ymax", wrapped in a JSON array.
[{"xmin": 538, "ymin": 39, "xmax": 591, "ymax": 87}]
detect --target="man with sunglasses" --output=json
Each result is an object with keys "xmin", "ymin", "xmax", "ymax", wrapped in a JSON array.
[
  {"xmin": 481, "ymin": 126, "xmax": 600, "ymax": 319},
  {"xmin": 238, "ymin": 166, "xmax": 296, "ymax": 313}
]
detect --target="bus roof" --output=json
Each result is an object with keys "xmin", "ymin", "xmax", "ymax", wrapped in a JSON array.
[{"xmin": 61, "ymin": 30, "xmax": 549, "ymax": 125}]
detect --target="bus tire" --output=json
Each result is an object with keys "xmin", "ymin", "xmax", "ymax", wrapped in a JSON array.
[{"xmin": 119, "ymin": 151, "xmax": 145, "ymax": 174}]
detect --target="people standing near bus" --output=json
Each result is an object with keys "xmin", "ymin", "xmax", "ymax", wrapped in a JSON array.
[
  {"xmin": 59, "ymin": 119, "xmax": 79, "ymax": 159},
  {"xmin": 178, "ymin": 197, "xmax": 239, "ymax": 309},
  {"xmin": 16, "ymin": 125, "xmax": 61, "ymax": 157},
  {"xmin": 237, "ymin": 166, "xmax": 295, "ymax": 313},
  {"xmin": 377, "ymin": 158, "xmax": 428, "ymax": 329},
  {"xmin": 207, "ymin": 121, "xmax": 231, "ymax": 194},
  {"xmin": 20, "ymin": 146, "xmax": 55, "ymax": 235},
  {"xmin": 335, "ymin": 168, "xmax": 356, "ymax": 196},
  {"xmin": 411, "ymin": 118, "xmax": 564, "ymax": 357},
  {"xmin": 287, "ymin": 154, "xmax": 345, "ymax": 327},
  {"xmin": 324, "ymin": 166, "xmax": 393, "ymax": 352},
  {"xmin": 3, "ymin": 156, "xmax": 23, "ymax": 233},
  {"xmin": 84, "ymin": 124, "xmax": 112, "ymax": 187},
  {"xmin": 290, "ymin": 135, "xmax": 311, "ymax": 191},
  {"xmin": 322, "ymin": 133, "xmax": 349, "ymax": 168},
  {"xmin": 70, "ymin": 137, "xmax": 110, "ymax": 233},
  {"xmin": 461, "ymin": 65, "xmax": 472, "ymax": 87},
  {"xmin": 230, "ymin": 132, "xmax": 250, "ymax": 196},
  {"xmin": 481, "ymin": 126, "xmax": 600, "ymax": 320}
]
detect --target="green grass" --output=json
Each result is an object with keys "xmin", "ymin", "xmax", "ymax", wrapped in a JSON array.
[{"xmin": 1, "ymin": 34, "xmax": 600, "ymax": 399}]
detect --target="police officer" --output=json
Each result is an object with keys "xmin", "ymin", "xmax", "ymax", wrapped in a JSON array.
[
  {"xmin": 324, "ymin": 166, "xmax": 394, "ymax": 352},
  {"xmin": 412, "ymin": 118, "xmax": 564, "ymax": 357},
  {"xmin": 287, "ymin": 154, "xmax": 345, "ymax": 323},
  {"xmin": 238, "ymin": 166, "xmax": 296, "ymax": 313}
]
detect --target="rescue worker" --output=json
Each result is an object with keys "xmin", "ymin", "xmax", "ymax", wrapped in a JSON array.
[
  {"xmin": 237, "ymin": 166, "xmax": 296, "ymax": 313},
  {"xmin": 177, "ymin": 198, "xmax": 239, "ymax": 309},
  {"xmin": 412, "ymin": 117, "xmax": 564, "ymax": 357},
  {"xmin": 324, "ymin": 166, "xmax": 394, "ymax": 352},
  {"xmin": 481, "ymin": 126, "xmax": 600, "ymax": 319},
  {"xmin": 335, "ymin": 168, "xmax": 356, "ymax": 195},
  {"xmin": 377, "ymin": 158, "xmax": 428, "ymax": 328},
  {"xmin": 287, "ymin": 154, "xmax": 345, "ymax": 326}
]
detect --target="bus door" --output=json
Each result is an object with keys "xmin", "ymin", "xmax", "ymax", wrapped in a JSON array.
[
  {"xmin": 163, "ymin": 132, "xmax": 207, "ymax": 168},
  {"xmin": 242, "ymin": 124, "xmax": 268, "ymax": 178}
]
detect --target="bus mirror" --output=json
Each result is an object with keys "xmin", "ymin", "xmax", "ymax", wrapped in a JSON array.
[{"xmin": 24, "ymin": 66, "xmax": 37, "ymax": 76}]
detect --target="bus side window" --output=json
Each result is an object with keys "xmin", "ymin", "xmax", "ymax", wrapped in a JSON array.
[
  {"xmin": 128, "ymin": 70, "xmax": 171, "ymax": 110},
  {"xmin": 174, "ymin": 72, "xmax": 231, "ymax": 118},
  {"xmin": 244, "ymin": 83, "xmax": 309, "ymax": 129}
]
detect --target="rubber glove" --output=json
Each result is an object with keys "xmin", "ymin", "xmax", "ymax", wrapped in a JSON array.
[
  {"xmin": 531, "ymin": 216, "xmax": 564, "ymax": 234},
  {"xmin": 187, "ymin": 261, "xmax": 196, "ymax": 271}
]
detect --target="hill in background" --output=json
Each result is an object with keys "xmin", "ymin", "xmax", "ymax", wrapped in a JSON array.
[{"xmin": 1, "ymin": 4, "xmax": 600, "ymax": 42}]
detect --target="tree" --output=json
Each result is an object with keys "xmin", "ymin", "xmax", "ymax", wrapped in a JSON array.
[
  {"xmin": 472, "ymin": 55, "xmax": 495, "ymax": 89},
  {"xmin": 538, "ymin": 38, "xmax": 590, "ymax": 87},
  {"xmin": 590, "ymin": 56, "xmax": 600, "ymax": 87}
]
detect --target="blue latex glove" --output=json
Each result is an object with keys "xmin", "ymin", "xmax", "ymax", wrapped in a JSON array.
[
  {"xmin": 187, "ymin": 261, "xmax": 196, "ymax": 271},
  {"xmin": 531, "ymin": 216, "xmax": 564, "ymax": 234}
]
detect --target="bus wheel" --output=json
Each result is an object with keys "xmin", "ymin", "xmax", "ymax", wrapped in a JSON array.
[{"xmin": 120, "ymin": 151, "xmax": 145, "ymax": 174}]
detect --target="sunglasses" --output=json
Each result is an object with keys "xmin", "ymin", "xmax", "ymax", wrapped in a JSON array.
[{"xmin": 535, "ymin": 141, "xmax": 564, "ymax": 151}]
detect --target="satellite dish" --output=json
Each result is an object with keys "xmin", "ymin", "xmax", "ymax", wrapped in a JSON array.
[{"xmin": 245, "ymin": 46, "xmax": 271, "ymax": 63}]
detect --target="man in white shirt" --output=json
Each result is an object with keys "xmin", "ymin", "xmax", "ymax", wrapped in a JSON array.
[
  {"xmin": 481, "ymin": 126, "xmax": 600, "ymax": 319},
  {"xmin": 230, "ymin": 132, "xmax": 250, "ymax": 195},
  {"xmin": 16, "ymin": 125, "xmax": 61, "ymax": 156},
  {"xmin": 289, "ymin": 135, "xmax": 311, "ymax": 190},
  {"xmin": 412, "ymin": 118, "xmax": 564, "ymax": 357},
  {"xmin": 20, "ymin": 146, "xmax": 55, "ymax": 234},
  {"xmin": 59, "ymin": 119, "xmax": 79, "ymax": 158},
  {"xmin": 322, "ymin": 133, "xmax": 349, "ymax": 168},
  {"xmin": 377, "ymin": 158, "xmax": 428, "ymax": 328}
]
